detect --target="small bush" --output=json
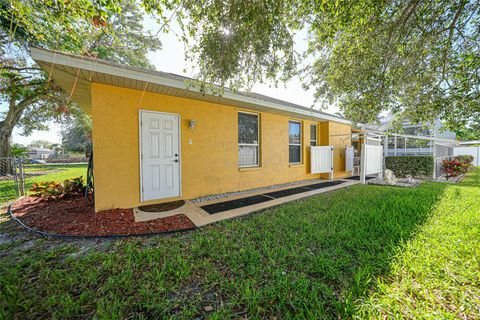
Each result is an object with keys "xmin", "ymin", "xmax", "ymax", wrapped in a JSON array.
[
  {"xmin": 63, "ymin": 176, "xmax": 85, "ymax": 195},
  {"xmin": 441, "ymin": 155, "xmax": 473, "ymax": 179},
  {"xmin": 385, "ymin": 156, "xmax": 434, "ymax": 177},
  {"xmin": 29, "ymin": 176, "xmax": 85, "ymax": 198},
  {"xmin": 442, "ymin": 159, "xmax": 465, "ymax": 178},
  {"xmin": 30, "ymin": 181, "xmax": 64, "ymax": 197},
  {"xmin": 455, "ymin": 155, "xmax": 474, "ymax": 167}
]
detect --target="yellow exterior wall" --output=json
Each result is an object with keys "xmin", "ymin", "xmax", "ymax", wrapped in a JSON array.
[{"xmin": 91, "ymin": 83, "xmax": 351, "ymax": 211}]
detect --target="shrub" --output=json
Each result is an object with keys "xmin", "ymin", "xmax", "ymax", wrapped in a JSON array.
[
  {"xmin": 64, "ymin": 176, "xmax": 85, "ymax": 195},
  {"xmin": 442, "ymin": 159, "xmax": 465, "ymax": 178},
  {"xmin": 385, "ymin": 156, "xmax": 434, "ymax": 177},
  {"xmin": 455, "ymin": 155, "xmax": 474, "ymax": 174},
  {"xmin": 455, "ymin": 155, "xmax": 474, "ymax": 167},
  {"xmin": 30, "ymin": 176, "xmax": 85, "ymax": 198},
  {"xmin": 30, "ymin": 181, "xmax": 64, "ymax": 197}
]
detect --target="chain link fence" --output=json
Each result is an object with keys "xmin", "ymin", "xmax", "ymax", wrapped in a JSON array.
[
  {"xmin": 1, "ymin": 158, "xmax": 89, "ymax": 205},
  {"xmin": 0, "ymin": 157, "xmax": 25, "ymax": 203}
]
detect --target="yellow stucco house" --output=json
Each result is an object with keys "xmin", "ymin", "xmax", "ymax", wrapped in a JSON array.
[{"xmin": 32, "ymin": 48, "xmax": 354, "ymax": 212}]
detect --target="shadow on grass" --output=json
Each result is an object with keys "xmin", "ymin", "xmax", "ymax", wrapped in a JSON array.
[
  {"xmin": 0, "ymin": 180, "xmax": 19, "ymax": 205},
  {"xmin": 449, "ymin": 167, "xmax": 480, "ymax": 188},
  {"xmin": 197, "ymin": 181, "xmax": 450, "ymax": 318},
  {"xmin": 0, "ymin": 180, "xmax": 450, "ymax": 319}
]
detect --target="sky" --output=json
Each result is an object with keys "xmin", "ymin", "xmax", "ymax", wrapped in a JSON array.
[{"xmin": 12, "ymin": 13, "xmax": 337, "ymax": 145}]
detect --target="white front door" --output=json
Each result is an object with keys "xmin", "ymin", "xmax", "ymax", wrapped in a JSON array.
[{"xmin": 140, "ymin": 111, "xmax": 180, "ymax": 201}]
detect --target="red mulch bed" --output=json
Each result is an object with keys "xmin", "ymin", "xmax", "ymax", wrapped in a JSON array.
[{"xmin": 11, "ymin": 196, "xmax": 196, "ymax": 237}]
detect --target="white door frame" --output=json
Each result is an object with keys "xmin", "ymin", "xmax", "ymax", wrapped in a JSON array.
[{"xmin": 138, "ymin": 109, "xmax": 182, "ymax": 202}]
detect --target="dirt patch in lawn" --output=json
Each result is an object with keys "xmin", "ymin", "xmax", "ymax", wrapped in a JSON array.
[{"xmin": 11, "ymin": 196, "xmax": 195, "ymax": 237}]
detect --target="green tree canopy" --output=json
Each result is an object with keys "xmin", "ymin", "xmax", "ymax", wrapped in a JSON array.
[
  {"xmin": 61, "ymin": 113, "xmax": 92, "ymax": 156},
  {"xmin": 28, "ymin": 140, "xmax": 54, "ymax": 149},
  {"xmin": 0, "ymin": 0, "xmax": 161, "ymax": 158},
  {"xmin": 3, "ymin": 0, "xmax": 479, "ymax": 143},
  {"xmin": 305, "ymin": 0, "xmax": 480, "ymax": 133},
  {"xmin": 455, "ymin": 125, "xmax": 480, "ymax": 141},
  {"xmin": 146, "ymin": 0, "xmax": 479, "ymax": 133},
  {"xmin": 10, "ymin": 142, "xmax": 27, "ymax": 157}
]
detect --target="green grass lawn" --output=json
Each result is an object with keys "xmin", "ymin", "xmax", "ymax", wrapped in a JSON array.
[
  {"xmin": 0, "ymin": 164, "xmax": 87, "ymax": 205},
  {"xmin": 1, "ymin": 168, "xmax": 479, "ymax": 319}
]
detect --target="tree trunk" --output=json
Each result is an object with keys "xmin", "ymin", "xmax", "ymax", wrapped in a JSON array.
[
  {"xmin": 0, "ymin": 93, "xmax": 27, "ymax": 158},
  {"xmin": 0, "ymin": 93, "xmax": 26, "ymax": 174},
  {"xmin": 0, "ymin": 126, "xmax": 12, "ymax": 158},
  {"xmin": 0, "ymin": 124, "xmax": 14, "ymax": 174}
]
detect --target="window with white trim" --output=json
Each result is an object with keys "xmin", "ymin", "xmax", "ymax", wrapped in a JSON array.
[
  {"xmin": 238, "ymin": 112, "xmax": 260, "ymax": 167},
  {"xmin": 310, "ymin": 124, "xmax": 318, "ymax": 146},
  {"xmin": 289, "ymin": 120, "xmax": 302, "ymax": 163}
]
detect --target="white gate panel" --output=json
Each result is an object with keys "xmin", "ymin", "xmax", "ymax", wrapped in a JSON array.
[
  {"xmin": 365, "ymin": 145, "xmax": 383, "ymax": 175},
  {"xmin": 453, "ymin": 146, "xmax": 479, "ymax": 166},
  {"xmin": 360, "ymin": 144, "xmax": 383, "ymax": 183},
  {"xmin": 345, "ymin": 146, "xmax": 354, "ymax": 174},
  {"xmin": 311, "ymin": 146, "xmax": 333, "ymax": 179}
]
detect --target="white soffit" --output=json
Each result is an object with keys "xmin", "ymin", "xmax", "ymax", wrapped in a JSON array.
[{"xmin": 31, "ymin": 47, "xmax": 351, "ymax": 124}]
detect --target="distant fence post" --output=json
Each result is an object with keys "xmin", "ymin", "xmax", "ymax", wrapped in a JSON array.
[
  {"xmin": 18, "ymin": 158, "xmax": 25, "ymax": 196},
  {"xmin": 0, "ymin": 157, "xmax": 25, "ymax": 201}
]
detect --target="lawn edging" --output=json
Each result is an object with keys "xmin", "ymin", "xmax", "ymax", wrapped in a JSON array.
[{"xmin": 6, "ymin": 202, "xmax": 196, "ymax": 240}]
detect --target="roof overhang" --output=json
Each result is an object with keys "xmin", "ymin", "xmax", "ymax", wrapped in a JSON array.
[{"xmin": 31, "ymin": 47, "xmax": 351, "ymax": 124}]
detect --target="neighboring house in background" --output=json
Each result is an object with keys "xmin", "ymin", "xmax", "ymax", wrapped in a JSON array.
[
  {"xmin": 28, "ymin": 147, "xmax": 53, "ymax": 160},
  {"xmin": 51, "ymin": 146, "xmax": 71, "ymax": 159},
  {"xmin": 455, "ymin": 140, "xmax": 480, "ymax": 166},
  {"xmin": 373, "ymin": 117, "xmax": 457, "ymax": 156},
  {"xmin": 32, "ymin": 48, "xmax": 356, "ymax": 213}
]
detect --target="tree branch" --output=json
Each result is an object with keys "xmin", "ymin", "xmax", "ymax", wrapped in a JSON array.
[{"xmin": 442, "ymin": 1, "xmax": 467, "ymax": 80}]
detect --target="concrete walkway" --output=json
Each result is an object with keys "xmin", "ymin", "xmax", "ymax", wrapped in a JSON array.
[{"xmin": 134, "ymin": 178, "xmax": 360, "ymax": 227}]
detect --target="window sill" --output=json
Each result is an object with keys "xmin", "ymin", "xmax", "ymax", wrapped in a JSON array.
[
  {"xmin": 289, "ymin": 163, "xmax": 304, "ymax": 168},
  {"xmin": 238, "ymin": 166, "xmax": 261, "ymax": 172}
]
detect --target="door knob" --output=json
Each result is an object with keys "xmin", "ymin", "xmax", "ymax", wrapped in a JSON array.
[{"xmin": 174, "ymin": 159, "xmax": 179, "ymax": 163}]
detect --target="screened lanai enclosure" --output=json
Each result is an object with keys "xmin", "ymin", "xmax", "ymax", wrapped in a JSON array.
[{"xmin": 383, "ymin": 132, "xmax": 458, "ymax": 179}]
